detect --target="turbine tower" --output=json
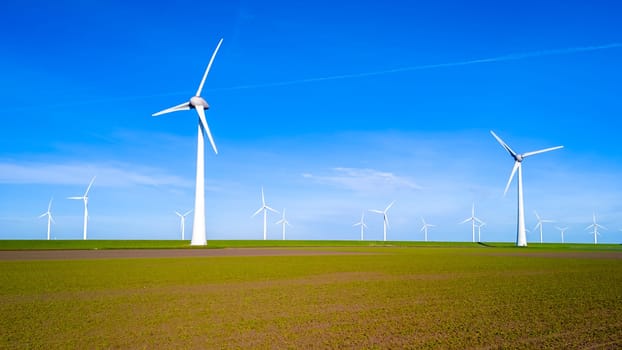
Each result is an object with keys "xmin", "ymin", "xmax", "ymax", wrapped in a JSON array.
[
  {"xmin": 38, "ymin": 198, "xmax": 55, "ymax": 240},
  {"xmin": 460, "ymin": 203, "xmax": 483, "ymax": 243},
  {"xmin": 252, "ymin": 187, "xmax": 278, "ymax": 240},
  {"xmin": 585, "ymin": 212, "xmax": 606, "ymax": 244},
  {"xmin": 353, "ymin": 211, "xmax": 368, "ymax": 241},
  {"xmin": 420, "ymin": 217, "xmax": 435, "ymax": 242},
  {"xmin": 152, "ymin": 38, "xmax": 224, "ymax": 246},
  {"xmin": 555, "ymin": 226, "xmax": 569, "ymax": 244},
  {"xmin": 275, "ymin": 208, "xmax": 291, "ymax": 240},
  {"xmin": 490, "ymin": 130, "xmax": 563, "ymax": 247},
  {"xmin": 67, "ymin": 176, "xmax": 95, "ymax": 240},
  {"xmin": 175, "ymin": 210, "xmax": 192, "ymax": 240},
  {"xmin": 370, "ymin": 201, "xmax": 394, "ymax": 242},
  {"xmin": 534, "ymin": 211, "xmax": 555, "ymax": 244}
]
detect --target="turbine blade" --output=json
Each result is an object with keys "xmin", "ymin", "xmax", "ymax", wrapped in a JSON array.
[
  {"xmin": 38, "ymin": 212, "xmax": 47, "ymax": 218},
  {"xmin": 369, "ymin": 209, "xmax": 383, "ymax": 214},
  {"xmin": 251, "ymin": 207, "xmax": 263, "ymax": 217},
  {"xmin": 261, "ymin": 187, "xmax": 266, "ymax": 206},
  {"xmin": 196, "ymin": 38, "xmax": 224, "ymax": 96},
  {"xmin": 67, "ymin": 196, "xmax": 83, "ymax": 200},
  {"xmin": 183, "ymin": 210, "xmax": 193, "ymax": 216},
  {"xmin": 47, "ymin": 199, "xmax": 53, "ymax": 212},
  {"xmin": 522, "ymin": 145, "xmax": 564, "ymax": 158},
  {"xmin": 175, "ymin": 211, "xmax": 182, "ymax": 217},
  {"xmin": 152, "ymin": 102, "xmax": 191, "ymax": 117},
  {"xmin": 459, "ymin": 218, "xmax": 471, "ymax": 224},
  {"xmin": 276, "ymin": 219, "xmax": 284, "ymax": 225},
  {"xmin": 490, "ymin": 130, "xmax": 518, "ymax": 158},
  {"xmin": 385, "ymin": 201, "xmax": 395, "ymax": 212},
  {"xmin": 49, "ymin": 214, "xmax": 55, "ymax": 224},
  {"xmin": 504, "ymin": 162, "xmax": 520, "ymax": 196},
  {"xmin": 384, "ymin": 215, "xmax": 390, "ymax": 228},
  {"xmin": 84, "ymin": 176, "xmax": 96, "ymax": 196},
  {"xmin": 195, "ymin": 106, "xmax": 218, "ymax": 154},
  {"xmin": 266, "ymin": 206, "xmax": 279, "ymax": 214},
  {"xmin": 534, "ymin": 211, "xmax": 541, "ymax": 220}
]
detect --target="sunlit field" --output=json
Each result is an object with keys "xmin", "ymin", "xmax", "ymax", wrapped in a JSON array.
[{"xmin": 1, "ymin": 241, "xmax": 621, "ymax": 348}]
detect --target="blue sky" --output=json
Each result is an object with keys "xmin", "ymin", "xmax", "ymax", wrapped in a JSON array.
[{"xmin": 1, "ymin": 0, "xmax": 621, "ymax": 243}]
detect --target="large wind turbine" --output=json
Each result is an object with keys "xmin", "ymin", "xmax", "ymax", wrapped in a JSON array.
[
  {"xmin": 370, "ymin": 201, "xmax": 394, "ymax": 242},
  {"xmin": 152, "ymin": 38, "xmax": 224, "ymax": 246},
  {"xmin": 586, "ymin": 212, "xmax": 606, "ymax": 244},
  {"xmin": 534, "ymin": 211, "xmax": 554, "ymax": 244},
  {"xmin": 490, "ymin": 130, "xmax": 563, "ymax": 247},
  {"xmin": 353, "ymin": 211, "xmax": 368, "ymax": 241},
  {"xmin": 252, "ymin": 187, "xmax": 278, "ymax": 240},
  {"xmin": 67, "ymin": 176, "xmax": 95, "ymax": 240},
  {"xmin": 38, "ymin": 198, "xmax": 55, "ymax": 240},
  {"xmin": 175, "ymin": 210, "xmax": 192, "ymax": 240},
  {"xmin": 460, "ymin": 203, "xmax": 483, "ymax": 243},
  {"xmin": 555, "ymin": 226, "xmax": 569, "ymax": 244},
  {"xmin": 275, "ymin": 208, "xmax": 291, "ymax": 240},
  {"xmin": 420, "ymin": 217, "xmax": 435, "ymax": 242}
]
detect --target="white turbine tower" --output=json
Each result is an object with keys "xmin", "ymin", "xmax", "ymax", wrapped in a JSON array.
[
  {"xmin": 370, "ymin": 201, "xmax": 394, "ymax": 242},
  {"xmin": 67, "ymin": 176, "xmax": 95, "ymax": 240},
  {"xmin": 585, "ymin": 212, "xmax": 606, "ymax": 244},
  {"xmin": 460, "ymin": 203, "xmax": 483, "ymax": 243},
  {"xmin": 534, "ymin": 211, "xmax": 555, "ymax": 244},
  {"xmin": 555, "ymin": 226, "xmax": 569, "ymax": 244},
  {"xmin": 275, "ymin": 208, "xmax": 291, "ymax": 240},
  {"xmin": 175, "ymin": 210, "xmax": 192, "ymax": 240},
  {"xmin": 490, "ymin": 130, "xmax": 563, "ymax": 247},
  {"xmin": 476, "ymin": 222, "xmax": 486, "ymax": 242},
  {"xmin": 420, "ymin": 217, "xmax": 435, "ymax": 242},
  {"xmin": 252, "ymin": 187, "xmax": 278, "ymax": 240},
  {"xmin": 353, "ymin": 211, "xmax": 368, "ymax": 241},
  {"xmin": 38, "ymin": 198, "xmax": 55, "ymax": 240},
  {"xmin": 152, "ymin": 38, "xmax": 224, "ymax": 246}
]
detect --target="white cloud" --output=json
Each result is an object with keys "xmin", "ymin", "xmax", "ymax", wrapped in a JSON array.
[
  {"xmin": 0, "ymin": 161, "xmax": 192, "ymax": 188},
  {"xmin": 303, "ymin": 167, "xmax": 421, "ymax": 193}
]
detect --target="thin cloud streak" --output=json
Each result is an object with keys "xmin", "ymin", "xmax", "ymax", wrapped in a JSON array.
[
  {"xmin": 213, "ymin": 43, "xmax": 622, "ymax": 91},
  {"xmin": 0, "ymin": 161, "xmax": 192, "ymax": 188},
  {"xmin": 303, "ymin": 167, "xmax": 421, "ymax": 193}
]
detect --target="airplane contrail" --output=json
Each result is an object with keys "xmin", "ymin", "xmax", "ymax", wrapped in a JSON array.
[
  {"xmin": 3, "ymin": 42, "xmax": 620, "ymax": 112},
  {"xmin": 210, "ymin": 42, "xmax": 622, "ymax": 91}
]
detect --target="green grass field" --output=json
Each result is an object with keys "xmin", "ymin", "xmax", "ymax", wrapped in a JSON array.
[{"xmin": 1, "ymin": 241, "xmax": 621, "ymax": 348}]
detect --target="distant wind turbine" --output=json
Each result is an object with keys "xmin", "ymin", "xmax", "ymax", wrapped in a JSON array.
[
  {"xmin": 252, "ymin": 187, "xmax": 278, "ymax": 240},
  {"xmin": 152, "ymin": 38, "xmax": 224, "ymax": 246},
  {"xmin": 420, "ymin": 217, "xmax": 435, "ymax": 242},
  {"xmin": 67, "ymin": 176, "xmax": 95, "ymax": 240},
  {"xmin": 370, "ymin": 201, "xmax": 394, "ymax": 242},
  {"xmin": 555, "ymin": 226, "xmax": 569, "ymax": 244},
  {"xmin": 38, "ymin": 198, "xmax": 55, "ymax": 241},
  {"xmin": 585, "ymin": 212, "xmax": 606, "ymax": 244},
  {"xmin": 476, "ymin": 222, "xmax": 486, "ymax": 242},
  {"xmin": 175, "ymin": 210, "xmax": 192, "ymax": 240},
  {"xmin": 460, "ymin": 203, "xmax": 483, "ymax": 243},
  {"xmin": 275, "ymin": 208, "xmax": 291, "ymax": 240},
  {"xmin": 534, "ymin": 211, "xmax": 555, "ymax": 244},
  {"xmin": 490, "ymin": 130, "xmax": 563, "ymax": 247},
  {"xmin": 353, "ymin": 211, "xmax": 368, "ymax": 241}
]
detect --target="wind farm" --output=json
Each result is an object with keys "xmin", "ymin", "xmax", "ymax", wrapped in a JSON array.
[{"xmin": 1, "ymin": 1, "xmax": 622, "ymax": 348}]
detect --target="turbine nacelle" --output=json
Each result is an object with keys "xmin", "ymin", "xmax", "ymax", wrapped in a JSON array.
[{"xmin": 190, "ymin": 96, "xmax": 209, "ymax": 109}]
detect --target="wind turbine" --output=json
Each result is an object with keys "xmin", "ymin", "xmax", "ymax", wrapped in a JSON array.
[
  {"xmin": 490, "ymin": 130, "xmax": 563, "ymax": 247},
  {"xmin": 476, "ymin": 221, "xmax": 486, "ymax": 242},
  {"xmin": 420, "ymin": 217, "xmax": 435, "ymax": 242},
  {"xmin": 152, "ymin": 38, "xmax": 224, "ymax": 246},
  {"xmin": 252, "ymin": 187, "xmax": 278, "ymax": 240},
  {"xmin": 534, "ymin": 211, "xmax": 555, "ymax": 244},
  {"xmin": 67, "ymin": 176, "xmax": 95, "ymax": 240},
  {"xmin": 38, "ymin": 198, "xmax": 55, "ymax": 240},
  {"xmin": 369, "ymin": 201, "xmax": 394, "ymax": 242},
  {"xmin": 555, "ymin": 226, "xmax": 569, "ymax": 244},
  {"xmin": 460, "ymin": 203, "xmax": 483, "ymax": 243},
  {"xmin": 353, "ymin": 211, "xmax": 368, "ymax": 241},
  {"xmin": 175, "ymin": 210, "xmax": 192, "ymax": 240},
  {"xmin": 585, "ymin": 212, "xmax": 606, "ymax": 244},
  {"xmin": 275, "ymin": 208, "xmax": 291, "ymax": 240}
]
